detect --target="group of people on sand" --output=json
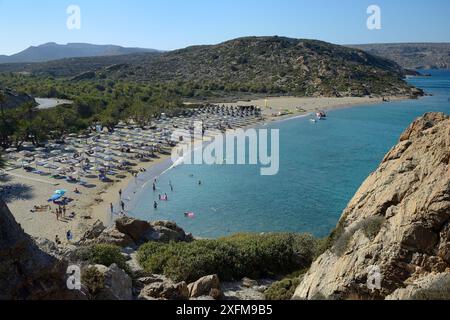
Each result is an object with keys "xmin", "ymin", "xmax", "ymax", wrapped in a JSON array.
[{"xmin": 54, "ymin": 230, "xmax": 73, "ymax": 245}]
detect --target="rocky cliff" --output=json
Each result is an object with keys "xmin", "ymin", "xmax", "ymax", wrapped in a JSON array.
[
  {"xmin": 293, "ymin": 112, "xmax": 450, "ymax": 300},
  {"xmin": 0, "ymin": 200, "xmax": 74, "ymax": 299}
]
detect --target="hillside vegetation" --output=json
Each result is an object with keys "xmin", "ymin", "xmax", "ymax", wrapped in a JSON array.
[
  {"xmin": 0, "ymin": 37, "xmax": 419, "ymax": 98},
  {"xmin": 350, "ymin": 43, "xmax": 450, "ymax": 70}
]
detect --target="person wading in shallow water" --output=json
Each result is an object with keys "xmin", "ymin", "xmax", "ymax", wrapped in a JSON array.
[{"xmin": 154, "ymin": 201, "xmax": 158, "ymax": 210}]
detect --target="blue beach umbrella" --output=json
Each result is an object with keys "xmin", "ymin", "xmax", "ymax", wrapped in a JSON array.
[{"xmin": 48, "ymin": 194, "xmax": 62, "ymax": 202}]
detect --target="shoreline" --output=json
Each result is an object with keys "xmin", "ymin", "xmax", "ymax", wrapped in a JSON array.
[
  {"xmin": 4, "ymin": 94, "xmax": 415, "ymax": 243},
  {"xmin": 104, "ymin": 95, "xmax": 415, "ymax": 225}
]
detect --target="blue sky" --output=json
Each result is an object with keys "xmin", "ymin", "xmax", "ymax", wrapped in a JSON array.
[{"xmin": 0, "ymin": 0, "xmax": 449, "ymax": 55}]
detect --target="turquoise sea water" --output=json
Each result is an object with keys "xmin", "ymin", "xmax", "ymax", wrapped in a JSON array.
[{"xmin": 126, "ymin": 70, "xmax": 450, "ymax": 238}]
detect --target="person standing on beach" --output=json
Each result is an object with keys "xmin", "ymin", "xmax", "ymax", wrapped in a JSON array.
[
  {"xmin": 110, "ymin": 203, "xmax": 114, "ymax": 214},
  {"xmin": 119, "ymin": 189, "xmax": 122, "ymax": 198},
  {"xmin": 66, "ymin": 230, "xmax": 73, "ymax": 242},
  {"xmin": 120, "ymin": 201, "xmax": 125, "ymax": 211}
]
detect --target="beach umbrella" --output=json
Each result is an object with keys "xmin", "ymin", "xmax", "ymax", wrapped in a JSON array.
[
  {"xmin": 48, "ymin": 194, "xmax": 62, "ymax": 202},
  {"xmin": 19, "ymin": 150, "xmax": 32, "ymax": 156},
  {"xmin": 54, "ymin": 189, "xmax": 67, "ymax": 195}
]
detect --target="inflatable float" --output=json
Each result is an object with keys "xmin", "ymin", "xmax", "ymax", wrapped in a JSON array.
[{"xmin": 184, "ymin": 212, "xmax": 195, "ymax": 218}]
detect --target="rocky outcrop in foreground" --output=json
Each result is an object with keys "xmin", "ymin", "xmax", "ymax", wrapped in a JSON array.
[
  {"xmin": 0, "ymin": 200, "xmax": 75, "ymax": 299},
  {"xmin": 294, "ymin": 112, "xmax": 450, "ymax": 300},
  {"xmin": 78, "ymin": 217, "xmax": 194, "ymax": 247}
]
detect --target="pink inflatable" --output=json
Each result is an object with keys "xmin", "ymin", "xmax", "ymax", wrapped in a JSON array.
[{"xmin": 184, "ymin": 212, "xmax": 195, "ymax": 218}]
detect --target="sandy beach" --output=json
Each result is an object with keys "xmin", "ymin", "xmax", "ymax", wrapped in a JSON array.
[
  {"xmin": 2, "ymin": 95, "xmax": 411, "ymax": 243},
  {"xmin": 2, "ymin": 154, "xmax": 171, "ymax": 244},
  {"xmin": 220, "ymin": 95, "xmax": 409, "ymax": 120}
]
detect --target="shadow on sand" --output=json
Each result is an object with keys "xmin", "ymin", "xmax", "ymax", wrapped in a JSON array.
[{"xmin": 0, "ymin": 183, "xmax": 34, "ymax": 203}]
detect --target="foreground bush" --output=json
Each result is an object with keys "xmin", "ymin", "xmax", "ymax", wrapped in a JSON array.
[
  {"xmin": 264, "ymin": 270, "xmax": 307, "ymax": 300},
  {"xmin": 74, "ymin": 244, "xmax": 129, "ymax": 273},
  {"xmin": 137, "ymin": 233, "xmax": 318, "ymax": 283},
  {"xmin": 82, "ymin": 266, "xmax": 105, "ymax": 297}
]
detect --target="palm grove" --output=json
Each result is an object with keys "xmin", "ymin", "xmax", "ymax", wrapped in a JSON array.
[{"xmin": 0, "ymin": 74, "xmax": 189, "ymax": 149}]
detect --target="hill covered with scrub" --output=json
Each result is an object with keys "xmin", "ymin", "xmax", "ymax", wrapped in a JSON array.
[
  {"xmin": 0, "ymin": 36, "xmax": 422, "ymax": 98},
  {"xmin": 350, "ymin": 43, "xmax": 450, "ymax": 70}
]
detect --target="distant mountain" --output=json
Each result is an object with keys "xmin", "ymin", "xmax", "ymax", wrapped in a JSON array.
[
  {"xmin": 349, "ymin": 43, "xmax": 450, "ymax": 70},
  {"xmin": 0, "ymin": 42, "xmax": 160, "ymax": 64},
  {"xmin": 0, "ymin": 37, "xmax": 422, "ymax": 98}
]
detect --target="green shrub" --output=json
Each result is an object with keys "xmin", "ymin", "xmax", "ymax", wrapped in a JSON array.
[
  {"xmin": 82, "ymin": 266, "xmax": 105, "ymax": 296},
  {"xmin": 331, "ymin": 216, "xmax": 385, "ymax": 256},
  {"xmin": 318, "ymin": 214, "xmax": 348, "ymax": 255},
  {"xmin": 74, "ymin": 244, "xmax": 129, "ymax": 273},
  {"xmin": 332, "ymin": 230, "xmax": 354, "ymax": 256},
  {"xmin": 264, "ymin": 269, "xmax": 308, "ymax": 300},
  {"xmin": 137, "ymin": 233, "xmax": 318, "ymax": 283},
  {"xmin": 265, "ymin": 277, "xmax": 301, "ymax": 300},
  {"xmin": 360, "ymin": 217, "xmax": 385, "ymax": 240}
]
